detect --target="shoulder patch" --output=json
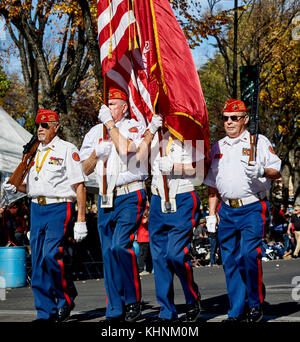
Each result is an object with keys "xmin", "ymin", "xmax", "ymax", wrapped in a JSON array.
[
  {"xmin": 129, "ymin": 126, "xmax": 139, "ymax": 133},
  {"xmin": 72, "ymin": 152, "xmax": 80, "ymax": 161},
  {"xmin": 214, "ymin": 153, "xmax": 223, "ymax": 159},
  {"xmin": 269, "ymin": 146, "xmax": 275, "ymax": 154}
]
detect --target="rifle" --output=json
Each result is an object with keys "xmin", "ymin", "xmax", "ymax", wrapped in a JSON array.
[
  {"xmin": 248, "ymin": 64, "xmax": 260, "ymax": 164},
  {"xmin": 8, "ymin": 134, "xmax": 40, "ymax": 188}
]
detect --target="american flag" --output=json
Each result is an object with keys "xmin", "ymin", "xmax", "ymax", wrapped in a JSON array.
[{"xmin": 97, "ymin": 0, "xmax": 154, "ymax": 127}]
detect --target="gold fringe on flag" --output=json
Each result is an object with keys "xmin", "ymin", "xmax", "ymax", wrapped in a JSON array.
[
  {"xmin": 149, "ymin": 0, "xmax": 168, "ymax": 96},
  {"xmin": 131, "ymin": 0, "xmax": 138, "ymax": 49}
]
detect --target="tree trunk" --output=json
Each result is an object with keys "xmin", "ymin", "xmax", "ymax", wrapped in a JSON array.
[{"xmin": 292, "ymin": 146, "xmax": 300, "ymax": 205}]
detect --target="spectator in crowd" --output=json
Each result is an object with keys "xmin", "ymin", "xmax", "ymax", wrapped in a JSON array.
[
  {"xmin": 288, "ymin": 205, "xmax": 300, "ymax": 258},
  {"xmin": 198, "ymin": 218, "xmax": 208, "ymax": 239},
  {"xmin": 192, "ymin": 218, "xmax": 206, "ymax": 248},
  {"xmin": 137, "ymin": 203, "xmax": 153, "ymax": 275},
  {"xmin": 283, "ymin": 235, "xmax": 296, "ymax": 259},
  {"xmin": 0, "ymin": 206, "xmax": 8, "ymax": 246},
  {"xmin": 271, "ymin": 204, "xmax": 288, "ymax": 242},
  {"xmin": 14, "ymin": 207, "xmax": 28, "ymax": 246}
]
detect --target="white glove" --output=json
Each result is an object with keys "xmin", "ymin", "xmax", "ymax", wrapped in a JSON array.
[
  {"xmin": 206, "ymin": 215, "xmax": 217, "ymax": 233},
  {"xmin": 244, "ymin": 161, "xmax": 265, "ymax": 179},
  {"xmin": 74, "ymin": 222, "xmax": 88, "ymax": 242},
  {"xmin": 95, "ymin": 141, "xmax": 112, "ymax": 159},
  {"xmin": 2, "ymin": 177, "xmax": 17, "ymax": 194},
  {"xmin": 98, "ymin": 104, "xmax": 113, "ymax": 124},
  {"xmin": 149, "ymin": 114, "xmax": 163, "ymax": 135},
  {"xmin": 158, "ymin": 156, "xmax": 173, "ymax": 174}
]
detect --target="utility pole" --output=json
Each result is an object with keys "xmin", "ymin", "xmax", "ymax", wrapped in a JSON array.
[{"xmin": 233, "ymin": 0, "xmax": 238, "ymax": 98}]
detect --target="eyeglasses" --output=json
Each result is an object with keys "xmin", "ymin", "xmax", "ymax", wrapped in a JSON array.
[
  {"xmin": 222, "ymin": 115, "xmax": 246, "ymax": 122},
  {"xmin": 35, "ymin": 122, "xmax": 50, "ymax": 129}
]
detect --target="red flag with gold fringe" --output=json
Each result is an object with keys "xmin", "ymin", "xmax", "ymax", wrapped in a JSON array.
[
  {"xmin": 134, "ymin": 0, "xmax": 210, "ymax": 149},
  {"xmin": 97, "ymin": 0, "xmax": 210, "ymax": 160}
]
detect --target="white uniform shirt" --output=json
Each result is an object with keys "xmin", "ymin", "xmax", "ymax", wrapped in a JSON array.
[
  {"xmin": 79, "ymin": 117, "xmax": 147, "ymax": 192},
  {"xmin": 151, "ymin": 131, "xmax": 205, "ymax": 199},
  {"xmin": 204, "ymin": 130, "xmax": 281, "ymax": 199},
  {"xmin": 26, "ymin": 136, "xmax": 86, "ymax": 200}
]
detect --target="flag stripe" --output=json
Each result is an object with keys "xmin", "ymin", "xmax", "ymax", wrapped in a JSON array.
[
  {"xmin": 98, "ymin": 0, "xmax": 152, "ymax": 127},
  {"xmin": 99, "ymin": 11, "xmax": 136, "ymax": 64}
]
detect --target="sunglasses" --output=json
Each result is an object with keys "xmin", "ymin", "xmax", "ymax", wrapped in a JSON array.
[
  {"xmin": 35, "ymin": 122, "xmax": 51, "ymax": 129},
  {"xmin": 222, "ymin": 115, "xmax": 246, "ymax": 122}
]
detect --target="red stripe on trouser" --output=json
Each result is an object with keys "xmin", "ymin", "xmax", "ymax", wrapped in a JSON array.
[
  {"xmin": 183, "ymin": 191, "xmax": 198, "ymax": 300},
  {"xmin": 57, "ymin": 203, "xmax": 72, "ymax": 306},
  {"xmin": 260, "ymin": 200, "xmax": 267, "ymax": 237},
  {"xmin": 256, "ymin": 247, "xmax": 263, "ymax": 303},
  {"xmin": 257, "ymin": 201, "xmax": 267, "ymax": 304},
  {"xmin": 184, "ymin": 247, "xmax": 198, "ymax": 300},
  {"xmin": 190, "ymin": 191, "xmax": 197, "ymax": 227},
  {"xmin": 126, "ymin": 190, "xmax": 143, "ymax": 302}
]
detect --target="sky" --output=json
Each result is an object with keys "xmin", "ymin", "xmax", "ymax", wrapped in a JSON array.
[
  {"xmin": 192, "ymin": 36, "xmax": 218, "ymax": 69},
  {"xmin": 191, "ymin": 0, "xmax": 237, "ymax": 68},
  {"xmin": 0, "ymin": 0, "xmax": 236, "ymax": 73},
  {"xmin": 0, "ymin": 19, "xmax": 5, "ymax": 40}
]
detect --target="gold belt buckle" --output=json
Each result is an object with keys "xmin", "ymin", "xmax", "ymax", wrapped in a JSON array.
[
  {"xmin": 37, "ymin": 196, "xmax": 47, "ymax": 205},
  {"xmin": 229, "ymin": 199, "xmax": 240, "ymax": 208}
]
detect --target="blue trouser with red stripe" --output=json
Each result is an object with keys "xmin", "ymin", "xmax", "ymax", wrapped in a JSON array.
[
  {"xmin": 149, "ymin": 191, "xmax": 200, "ymax": 320},
  {"xmin": 97, "ymin": 190, "xmax": 146, "ymax": 318},
  {"xmin": 30, "ymin": 202, "xmax": 77, "ymax": 320},
  {"xmin": 218, "ymin": 200, "xmax": 269, "ymax": 318}
]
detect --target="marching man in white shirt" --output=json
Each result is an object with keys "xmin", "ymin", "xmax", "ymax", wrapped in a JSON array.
[
  {"xmin": 3, "ymin": 109, "xmax": 87, "ymax": 322},
  {"xmin": 79, "ymin": 88, "xmax": 147, "ymax": 322},
  {"xmin": 136, "ymin": 115, "xmax": 204, "ymax": 322},
  {"xmin": 204, "ymin": 99, "xmax": 281, "ymax": 323}
]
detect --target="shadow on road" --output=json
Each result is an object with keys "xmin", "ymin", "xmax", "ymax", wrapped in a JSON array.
[
  {"xmin": 66, "ymin": 294, "xmax": 300, "ymax": 322},
  {"xmin": 263, "ymin": 301, "xmax": 300, "ymax": 321}
]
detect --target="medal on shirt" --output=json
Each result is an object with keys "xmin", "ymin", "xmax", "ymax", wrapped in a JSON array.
[{"xmin": 35, "ymin": 148, "xmax": 51, "ymax": 180}]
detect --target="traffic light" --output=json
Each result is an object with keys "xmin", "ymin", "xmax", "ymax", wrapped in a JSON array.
[{"xmin": 240, "ymin": 65, "xmax": 259, "ymax": 111}]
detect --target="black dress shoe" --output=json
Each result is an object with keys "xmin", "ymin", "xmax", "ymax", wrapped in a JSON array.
[
  {"xmin": 183, "ymin": 296, "xmax": 202, "ymax": 322},
  {"xmin": 125, "ymin": 302, "xmax": 141, "ymax": 322},
  {"xmin": 248, "ymin": 305, "xmax": 263, "ymax": 322},
  {"xmin": 55, "ymin": 302, "xmax": 75, "ymax": 323}
]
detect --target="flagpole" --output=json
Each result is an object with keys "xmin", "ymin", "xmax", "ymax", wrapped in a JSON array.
[
  {"xmin": 158, "ymin": 129, "xmax": 171, "ymax": 212},
  {"xmin": 102, "ymin": 74, "xmax": 108, "ymax": 201}
]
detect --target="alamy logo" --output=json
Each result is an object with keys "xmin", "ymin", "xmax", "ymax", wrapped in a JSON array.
[{"xmin": 291, "ymin": 276, "xmax": 300, "ymax": 301}]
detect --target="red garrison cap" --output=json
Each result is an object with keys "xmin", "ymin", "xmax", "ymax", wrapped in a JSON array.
[
  {"xmin": 108, "ymin": 87, "xmax": 127, "ymax": 101},
  {"xmin": 36, "ymin": 109, "xmax": 59, "ymax": 123},
  {"xmin": 223, "ymin": 99, "xmax": 247, "ymax": 112}
]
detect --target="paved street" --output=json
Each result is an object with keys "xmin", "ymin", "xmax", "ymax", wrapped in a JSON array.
[{"xmin": 0, "ymin": 258, "xmax": 299, "ymax": 324}]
